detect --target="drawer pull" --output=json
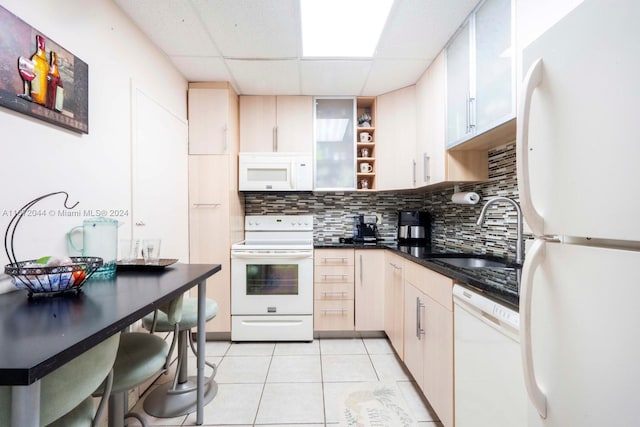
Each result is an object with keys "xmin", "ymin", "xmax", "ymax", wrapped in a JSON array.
[
  {"xmin": 322, "ymin": 257, "xmax": 348, "ymax": 263},
  {"xmin": 321, "ymin": 308, "xmax": 348, "ymax": 314},
  {"xmin": 322, "ymin": 291, "xmax": 348, "ymax": 296},
  {"xmin": 322, "ymin": 274, "xmax": 348, "ymax": 280}
]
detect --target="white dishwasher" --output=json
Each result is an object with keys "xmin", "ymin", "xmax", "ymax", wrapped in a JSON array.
[{"xmin": 453, "ymin": 284, "xmax": 528, "ymax": 427}]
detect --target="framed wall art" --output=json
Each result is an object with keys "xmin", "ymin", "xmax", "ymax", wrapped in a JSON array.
[{"xmin": 0, "ymin": 5, "xmax": 89, "ymax": 134}]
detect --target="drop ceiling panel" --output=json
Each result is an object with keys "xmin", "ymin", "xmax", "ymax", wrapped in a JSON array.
[
  {"xmin": 227, "ymin": 60, "xmax": 300, "ymax": 95},
  {"xmin": 300, "ymin": 60, "xmax": 372, "ymax": 95},
  {"xmin": 169, "ymin": 56, "xmax": 231, "ymax": 83},
  {"xmin": 113, "ymin": 0, "xmax": 219, "ymax": 56},
  {"xmin": 375, "ymin": 0, "xmax": 479, "ymax": 59},
  {"xmin": 190, "ymin": 0, "xmax": 301, "ymax": 58},
  {"xmin": 362, "ymin": 59, "xmax": 432, "ymax": 96}
]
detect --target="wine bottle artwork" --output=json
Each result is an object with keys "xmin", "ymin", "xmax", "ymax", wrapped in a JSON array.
[
  {"xmin": 46, "ymin": 51, "xmax": 64, "ymax": 111},
  {"xmin": 17, "ymin": 56, "xmax": 35, "ymax": 102},
  {"xmin": 1, "ymin": 4, "xmax": 89, "ymax": 133},
  {"xmin": 30, "ymin": 34, "xmax": 49, "ymax": 105}
]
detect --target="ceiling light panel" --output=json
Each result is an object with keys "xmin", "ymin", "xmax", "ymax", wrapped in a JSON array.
[{"xmin": 301, "ymin": 0, "xmax": 392, "ymax": 57}]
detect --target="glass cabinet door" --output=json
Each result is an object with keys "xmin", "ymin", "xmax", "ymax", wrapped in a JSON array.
[
  {"xmin": 446, "ymin": 22, "xmax": 472, "ymax": 147},
  {"xmin": 314, "ymin": 98, "xmax": 356, "ymax": 190},
  {"xmin": 475, "ymin": 0, "xmax": 514, "ymax": 131}
]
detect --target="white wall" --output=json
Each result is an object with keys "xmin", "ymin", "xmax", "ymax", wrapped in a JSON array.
[{"xmin": 0, "ymin": 0, "xmax": 187, "ymax": 277}]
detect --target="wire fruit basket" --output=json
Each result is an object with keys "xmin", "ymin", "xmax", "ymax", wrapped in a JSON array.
[{"xmin": 4, "ymin": 192, "xmax": 103, "ymax": 298}]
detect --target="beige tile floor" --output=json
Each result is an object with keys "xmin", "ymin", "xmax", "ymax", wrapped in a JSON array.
[{"xmin": 126, "ymin": 337, "xmax": 443, "ymax": 427}]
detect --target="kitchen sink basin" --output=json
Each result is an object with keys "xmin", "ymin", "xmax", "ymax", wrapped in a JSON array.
[{"xmin": 430, "ymin": 257, "xmax": 512, "ymax": 269}]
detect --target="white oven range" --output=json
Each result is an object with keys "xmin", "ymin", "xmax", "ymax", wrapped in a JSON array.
[{"xmin": 231, "ymin": 215, "xmax": 314, "ymax": 341}]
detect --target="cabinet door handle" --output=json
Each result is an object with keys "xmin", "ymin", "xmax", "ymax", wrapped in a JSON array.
[
  {"xmin": 416, "ymin": 297, "xmax": 425, "ymax": 339},
  {"xmin": 423, "ymin": 153, "xmax": 430, "ymax": 183},
  {"xmin": 273, "ymin": 126, "xmax": 277, "ymax": 151},
  {"xmin": 412, "ymin": 160, "xmax": 417, "ymax": 187},
  {"xmin": 359, "ymin": 254, "xmax": 363, "ymax": 285},
  {"xmin": 469, "ymin": 96, "xmax": 476, "ymax": 130},
  {"xmin": 465, "ymin": 92, "xmax": 470, "ymax": 134},
  {"xmin": 223, "ymin": 124, "xmax": 228, "ymax": 153}
]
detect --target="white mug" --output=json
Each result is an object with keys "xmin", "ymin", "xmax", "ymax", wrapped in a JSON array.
[
  {"xmin": 360, "ymin": 162, "xmax": 373, "ymax": 173},
  {"xmin": 360, "ymin": 132, "xmax": 373, "ymax": 142}
]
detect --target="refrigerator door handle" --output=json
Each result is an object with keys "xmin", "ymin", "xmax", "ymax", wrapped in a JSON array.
[
  {"xmin": 516, "ymin": 58, "xmax": 545, "ymax": 237},
  {"xmin": 521, "ymin": 238, "xmax": 547, "ymax": 419}
]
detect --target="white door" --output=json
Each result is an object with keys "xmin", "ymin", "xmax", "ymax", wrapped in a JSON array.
[
  {"xmin": 131, "ymin": 86, "xmax": 189, "ymax": 261},
  {"xmin": 522, "ymin": 240, "xmax": 640, "ymax": 426},
  {"xmin": 519, "ymin": 0, "xmax": 640, "ymax": 241}
]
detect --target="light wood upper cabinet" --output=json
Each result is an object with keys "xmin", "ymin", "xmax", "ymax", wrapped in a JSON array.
[
  {"xmin": 240, "ymin": 95, "xmax": 313, "ymax": 152},
  {"xmin": 415, "ymin": 52, "xmax": 488, "ymax": 188},
  {"xmin": 376, "ymin": 86, "xmax": 417, "ymax": 191},
  {"xmin": 188, "ymin": 82, "xmax": 237, "ymax": 155},
  {"xmin": 354, "ymin": 249, "xmax": 385, "ymax": 331},
  {"xmin": 445, "ymin": 0, "xmax": 515, "ymax": 151}
]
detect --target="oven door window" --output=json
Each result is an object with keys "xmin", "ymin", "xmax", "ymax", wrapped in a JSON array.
[{"xmin": 246, "ymin": 264, "xmax": 298, "ymax": 295}]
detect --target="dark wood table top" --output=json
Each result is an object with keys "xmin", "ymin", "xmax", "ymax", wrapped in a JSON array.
[{"xmin": 0, "ymin": 263, "xmax": 221, "ymax": 385}]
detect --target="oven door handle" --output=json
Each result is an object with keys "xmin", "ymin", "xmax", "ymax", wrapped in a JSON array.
[{"xmin": 232, "ymin": 252, "xmax": 313, "ymax": 260}]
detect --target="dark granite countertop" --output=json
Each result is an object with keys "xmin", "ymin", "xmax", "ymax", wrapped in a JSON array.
[{"xmin": 314, "ymin": 241, "xmax": 520, "ymax": 310}]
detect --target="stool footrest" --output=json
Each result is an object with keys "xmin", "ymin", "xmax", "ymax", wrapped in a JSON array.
[{"xmin": 142, "ymin": 377, "xmax": 218, "ymax": 418}]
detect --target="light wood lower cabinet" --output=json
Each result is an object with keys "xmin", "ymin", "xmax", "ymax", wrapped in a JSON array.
[
  {"xmin": 403, "ymin": 261, "xmax": 454, "ymax": 427},
  {"xmin": 314, "ymin": 249, "xmax": 355, "ymax": 331},
  {"xmin": 384, "ymin": 252, "xmax": 405, "ymax": 359},
  {"xmin": 188, "ymin": 155, "xmax": 244, "ymax": 333},
  {"xmin": 354, "ymin": 250, "xmax": 385, "ymax": 331}
]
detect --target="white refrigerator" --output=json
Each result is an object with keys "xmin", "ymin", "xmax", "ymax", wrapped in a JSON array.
[{"xmin": 517, "ymin": 0, "xmax": 640, "ymax": 426}]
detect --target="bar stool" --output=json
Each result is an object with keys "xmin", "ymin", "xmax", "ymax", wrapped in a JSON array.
[
  {"xmin": 0, "ymin": 333, "xmax": 120, "ymax": 427},
  {"xmin": 95, "ymin": 295, "xmax": 183, "ymax": 427},
  {"xmin": 141, "ymin": 296, "xmax": 218, "ymax": 418}
]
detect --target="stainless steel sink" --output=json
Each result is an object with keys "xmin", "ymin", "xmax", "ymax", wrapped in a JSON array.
[{"xmin": 430, "ymin": 257, "xmax": 511, "ymax": 269}]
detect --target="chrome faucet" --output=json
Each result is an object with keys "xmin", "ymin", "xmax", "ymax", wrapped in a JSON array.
[{"xmin": 476, "ymin": 196, "xmax": 524, "ymax": 265}]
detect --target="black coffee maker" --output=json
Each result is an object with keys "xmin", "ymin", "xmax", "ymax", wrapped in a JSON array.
[
  {"xmin": 398, "ymin": 211, "xmax": 431, "ymax": 245},
  {"xmin": 353, "ymin": 214, "xmax": 378, "ymax": 243}
]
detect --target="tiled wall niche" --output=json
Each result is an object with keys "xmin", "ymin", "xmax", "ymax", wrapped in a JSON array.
[{"xmin": 244, "ymin": 142, "xmax": 523, "ymax": 262}]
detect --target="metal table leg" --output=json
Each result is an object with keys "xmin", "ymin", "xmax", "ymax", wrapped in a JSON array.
[
  {"xmin": 11, "ymin": 382, "xmax": 40, "ymax": 427},
  {"xmin": 196, "ymin": 279, "xmax": 206, "ymax": 425}
]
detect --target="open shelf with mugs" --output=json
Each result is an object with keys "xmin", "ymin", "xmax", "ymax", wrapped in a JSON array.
[{"xmin": 357, "ymin": 97, "xmax": 376, "ymax": 191}]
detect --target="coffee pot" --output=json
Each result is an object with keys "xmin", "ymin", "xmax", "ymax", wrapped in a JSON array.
[{"xmin": 67, "ymin": 217, "xmax": 119, "ymax": 279}]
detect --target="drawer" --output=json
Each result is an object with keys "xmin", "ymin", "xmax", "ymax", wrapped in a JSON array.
[
  {"xmin": 314, "ymin": 248, "xmax": 354, "ymax": 266},
  {"xmin": 314, "ymin": 300, "xmax": 354, "ymax": 331},
  {"xmin": 314, "ymin": 282, "xmax": 354, "ymax": 300},
  {"xmin": 314, "ymin": 265, "xmax": 354, "ymax": 284}
]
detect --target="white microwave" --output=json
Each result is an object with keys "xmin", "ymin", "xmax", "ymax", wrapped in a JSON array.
[{"xmin": 239, "ymin": 152, "xmax": 313, "ymax": 191}]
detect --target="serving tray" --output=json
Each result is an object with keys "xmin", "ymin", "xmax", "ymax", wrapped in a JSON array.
[{"xmin": 116, "ymin": 259, "xmax": 178, "ymax": 271}]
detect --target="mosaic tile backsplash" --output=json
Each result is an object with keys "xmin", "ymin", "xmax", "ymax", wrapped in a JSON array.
[{"xmin": 244, "ymin": 142, "xmax": 526, "ymax": 263}]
